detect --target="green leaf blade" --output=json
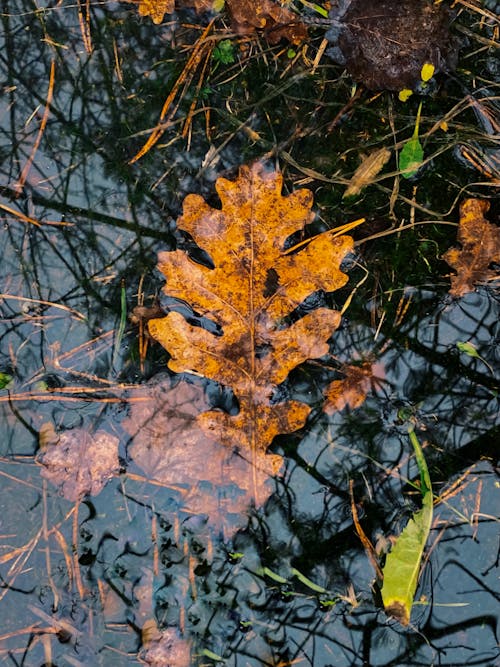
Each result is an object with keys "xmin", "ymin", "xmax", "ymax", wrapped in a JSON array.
[
  {"xmin": 399, "ymin": 137, "xmax": 424, "ymax": 179},
  {"xmin": 381, "ymin": 430, "xmax": 433, "ymax": 625}
]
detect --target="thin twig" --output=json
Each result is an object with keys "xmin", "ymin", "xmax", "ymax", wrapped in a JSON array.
[{"xmin": 15, "ymin": 58, "xmax": 56, "ymax": 194}]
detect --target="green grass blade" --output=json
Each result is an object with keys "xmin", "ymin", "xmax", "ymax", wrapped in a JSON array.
[{"xmin": 381, "ymin": 428, "xmax": 433, "ymax": 625}]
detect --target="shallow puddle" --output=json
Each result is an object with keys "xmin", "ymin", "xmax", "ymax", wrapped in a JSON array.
[{"xmin": 0, "ymin": 3, "xmax": 498, "ymax": 666}]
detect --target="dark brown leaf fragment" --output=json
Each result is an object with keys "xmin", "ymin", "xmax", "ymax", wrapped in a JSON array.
[{"xmin": 443, "ymin": 199, "xmax": 500, "ymax": 297}]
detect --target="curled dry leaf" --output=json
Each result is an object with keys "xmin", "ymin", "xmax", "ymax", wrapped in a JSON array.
[
  {"xmin": 37, "ymin": 425, "xmax": 119, "ymax": 501},
  {"xmin": 323, "ymin": 361, "xmax": 385, "ymax": 414},
  {"xmin": 226, "ymin": 0, "xmax": 308, "ymax": 45},
  {"xmin": 123, "ymin": 376, "xmax": 280, "ymax": 519},
  {"xmin": 343, "ymin": 147, "xmax": 391, "ymax": 199},
  {"xmin": 443, "ymin": 199, "xmax": 500, "ymax": 297},
  {"xmin": 148, "ymin": 162, "xmax": 353, "ymax": 503}
]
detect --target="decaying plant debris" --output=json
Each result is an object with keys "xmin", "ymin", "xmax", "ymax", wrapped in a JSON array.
[
  {"xmin": 326, "ymin": 0, "xmax": 459, "ymax": 91},
  {"xmin": 443, "ymin": 198, "xmax": 500, "ymax": 297}
]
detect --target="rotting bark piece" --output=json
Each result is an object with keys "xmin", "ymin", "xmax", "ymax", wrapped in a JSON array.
[
  {"xmin": 443, "ymin": 198, "xmax": 500, "ymax": 297},
  {"xmin": 148, "ymin": 163, "xmax": 353, "ymax": 488}
]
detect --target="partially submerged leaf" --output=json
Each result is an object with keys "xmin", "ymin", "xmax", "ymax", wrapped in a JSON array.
[
  {"xmin": 37, "ymin": 427, "xmax": 120, "ymax": 501},
  {"xmin": 443, "ymin": 198, "xmax": 500, "ymax": 297},
  {"xmin": 343, "ymin": 147, "xmax": 391, "ymax": 198},
  {"xmin": 148, "ymin": 163, "xmax": 353, "ymax": 497},
  {"xmin": 381, "ymin": 429, "xmax": 433, "ymax": 625}
]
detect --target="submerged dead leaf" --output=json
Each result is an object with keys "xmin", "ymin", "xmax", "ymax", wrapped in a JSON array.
[
  {"xmin": 226, "ymin": 0, "xmax": 308, "ymax": 44},
  {"xmin": 148, "ymin": 163, "xmax": 353, "ymax": 483},
  {"xmin": 443, "ymin": 199, "xmax": 500, "ymax": 297},
  {"xmin": 37, "ymin": 426, "xmax": 119, "ymax": 501},
  {"xmin": 123, "ymin": 376, "xmax": 281, "ymax": 518},
  {"xmin": 139, "ymin": 623, "xmax": 191, "ymax": 667},
  {"xmin": 324, "ymin": 361, "xmax": 385, "ymax": 414}
]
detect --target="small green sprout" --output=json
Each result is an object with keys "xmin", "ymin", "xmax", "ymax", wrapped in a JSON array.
[
  {"xmin": 212, "ymin": 40, "xmax": 235, "ymax": 66},
  {"xmin": 456, "ymin": 341, "xmax": 494, "ymax": 375},
  {"xmin": 228, "ymin": 551, "xmax": 244, "ymax": 562}
]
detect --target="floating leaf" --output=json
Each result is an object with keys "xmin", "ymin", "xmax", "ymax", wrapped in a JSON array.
[
  {"xmin": 456, "ymin": 340, "xmax": 481, "ymax": 359},
  {"xmin": 400, "ymin": 101, "xmax": 424, "ymax": 178},
  {"xmin": 37, "ymin": 426, "xmax": 120, "ymax": 501},
  {"xmin": 343, "ymin": 147, "xmax": 391, "ymax": 198},
  {"xmin": 148, "ymin": 163, "xmax": 353, "ymax": 499},
  {"xmin": 443, "ymin": 198, "xmax": 500, "ymax": 297},
  {"xmin": 125, "ymin": 0, "xmax": 216, "ymax": 22},
  {"xmin": 381, "ymin": 428, "xmax": 433, "ymax": 625}
]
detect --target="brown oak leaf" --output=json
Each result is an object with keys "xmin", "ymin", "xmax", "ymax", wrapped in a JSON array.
[
  {"xmin": 37, "ymin": 425, "xmax": 119, "ymax": 501},
  {"xmin": 226, "ymin": 0, "xmax": 308, "ymax": 44},
  {"xmin": 443, "ymin": 199, "xmax": 500, "ymax": 297},
  {"xmin": 148, "ymin": 162, "xmax": 353, "ymax": 500}
]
